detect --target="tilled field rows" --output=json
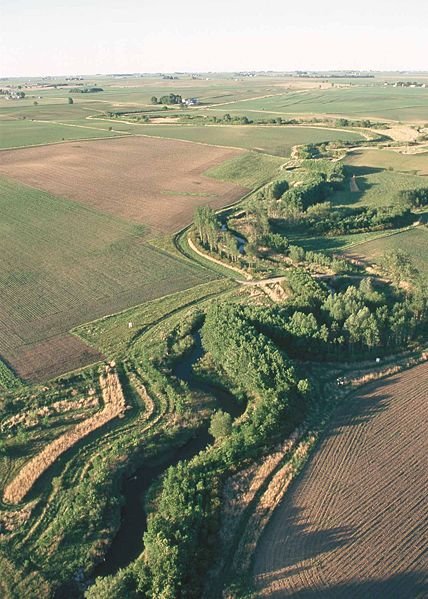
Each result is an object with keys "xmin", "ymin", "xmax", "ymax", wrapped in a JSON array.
[
  {"xmin": 253, "ymin": 363, "xmax": 428, "ymax": 598},
  {"xmin": 0, "ymin": 136, "xmax": 247, "ymax": 233}
]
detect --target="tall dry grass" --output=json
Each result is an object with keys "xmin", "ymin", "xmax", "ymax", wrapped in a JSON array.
[{"xmin": 3, "ymin": 368, "xmax": 126, "ymax": 504}]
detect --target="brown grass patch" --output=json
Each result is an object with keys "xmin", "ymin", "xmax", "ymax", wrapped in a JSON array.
[
  {"xmin": 0, "ymin": 136, "xmax": 247, "ymax": 234},
  {"xmin": 253, "ymin": 362, "xmax": 428, "ymax": 597},
  {"xmin": 3, "ymin": 367, "xmax": 126, "ymax": 504}
]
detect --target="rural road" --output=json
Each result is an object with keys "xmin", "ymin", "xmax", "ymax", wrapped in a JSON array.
[{"xmin": 253, "ymin": 362, "xmax": 428, "ymax": 598}]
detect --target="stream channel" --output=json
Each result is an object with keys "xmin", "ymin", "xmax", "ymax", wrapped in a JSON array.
[{"xmin": 94, "ymin": 333, "xmax": 244, "ymax": 578}]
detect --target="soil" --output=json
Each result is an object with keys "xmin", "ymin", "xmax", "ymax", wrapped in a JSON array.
[
  {"xmin": 253, "ymin": 363, "xmax": 428, "ymax": 598},
  {"xmin": 0, "ymin": 136, "xmax": 247, "ymax": 234}
]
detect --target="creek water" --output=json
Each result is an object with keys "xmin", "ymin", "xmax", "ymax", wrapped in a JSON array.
[{"xmin": 94, "ymin": 334, "xmax": 243, "ymax": 578}]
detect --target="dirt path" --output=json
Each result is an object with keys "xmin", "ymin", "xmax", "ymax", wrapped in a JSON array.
[
  {"xmin": 253, "ymin": 362, "xmax": 428, "ymax": 598},
  {"xmin": 187, "ymin": 237, "xmax": 251, "ymax": 279},
  {"xmin": 349, "ymin": 175, "xmax": 360, "ymax": 192}
]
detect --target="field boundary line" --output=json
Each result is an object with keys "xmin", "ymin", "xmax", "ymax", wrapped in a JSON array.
[
  {"xmin": 0, "ymin": 133, "xmax": 132, "ymax": 152},
  {"xmin": 344, "ymin": 221, "xmax": 426, "ymax": 252}
]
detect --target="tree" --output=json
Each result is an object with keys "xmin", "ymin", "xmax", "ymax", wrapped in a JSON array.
[
  {"xmin": 381, "ymin": 250, "xmax": 417, "ymax": 285},
  {"xmin": 0, "ymin": 439, "xmax": 7, "ymax": 457},
  {"xmin": 209, "ymin": 410, "xmax": 232, "ymax": 440},
  {"xmin": 193, "ymin": 206, "xmax": 219, "ymax": 251},
  {"xmin": 68, "ymin": 97, "xmax": 74, "ymax": 104},
  {"xmin": 288, "ymin": 245, "xmax": 305, "ymax": 263},
  {"xmin": 151, "ymin": 96, "xmax": 158, "ymax": 104}
]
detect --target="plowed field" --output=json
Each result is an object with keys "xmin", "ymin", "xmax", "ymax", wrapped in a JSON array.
[
  {"xmin": 0, "ymin": 136, "xmax": 247, "ymax": 233},
  {"xmin": 0, "ymin": 178, "xmax": 219, "ymax": 382},
  {"xmin": 253, "ymin": 363, "xmax": 428, "ymax": 598}
]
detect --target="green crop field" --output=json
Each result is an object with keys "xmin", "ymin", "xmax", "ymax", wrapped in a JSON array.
[
  {"xmin": 0, "ymin": 119, "xmax": 120, "ymax": 148},
  {"xmin": 0, "ymin": 177, "xmax": 216, "ymax": 379},
  {"xmin": 220, "ymin": 87, "xmax": 428, "ymax": 121},
  {"xmin": 345, "ymin": 226, "xmax": 428, "ymax": 276},
  {"xmin": 125, "ymin": 124, "xmax": 363, "ymax": 156}
]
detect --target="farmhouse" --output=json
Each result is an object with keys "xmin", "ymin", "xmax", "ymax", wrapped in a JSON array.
[{"xmin": 182, "ymin": 97, "xmax": 200, "ymax": 106}]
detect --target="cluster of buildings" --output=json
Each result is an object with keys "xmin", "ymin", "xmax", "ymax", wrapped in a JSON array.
[
  {"xmin": 182, "ymin": 97, "xmax": 200, "ymax": 106},
  {"xmin": 385, "ymin": 81, "xmax": 427, "ymax": 88},
  {"xmin": 0, "ymin": 89, "xmax": 25, "ymax": 100}
]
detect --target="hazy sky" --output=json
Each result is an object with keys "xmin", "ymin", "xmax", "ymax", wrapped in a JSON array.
[{"xmin": 1, "ymin": 0, "xmax": 427, "ymax": 77}]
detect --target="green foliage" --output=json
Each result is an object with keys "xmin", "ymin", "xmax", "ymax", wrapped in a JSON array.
[
  {"xmin": 270, "ymin": 179, "xmax": 289, "ymax": 200},
  {"xmin": 142, "ymin": 460, "xmax": 220, "ymax": 599},
  {"xmin": 0, "ymin": 359, "xmax": 21, "ymax": 391},
  {"xmin": 202, "ymin": 302, "xmax": 295, "ymax": 399},
  {"xmin": 85, "ymin": 568, "xmax": 138, "ymax": 598},
  {"xmin": 209, "ymin": 410, "xmax": 232, "ymax": 440},
  {"xmin": 380, "ymin": 249, "xmax": 419, "ymax": 285},
  {"xmin": 194, "ymin": 206, "xmax": 220, "ymax": 251},
  {"xmin": 399, "ymin": 187, "xmax": 428, "ymax": 209},
  {"xmin": 158, "ymin": 93, "xmax": 182, "ymax": 105}
]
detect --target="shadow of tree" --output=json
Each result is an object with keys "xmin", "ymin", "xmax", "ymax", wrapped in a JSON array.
[
  {"xmin": 266, "ymin": 571, "xmax": 427, "ymax": 598},
  {"xmin": 263, "ymin": 504, "xmax": 354, "ymax": 573}
]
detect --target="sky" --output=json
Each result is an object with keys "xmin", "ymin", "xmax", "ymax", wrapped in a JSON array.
[{"xmin": 1, "ymin": 0, "xmax": 427, "ymax": 77}]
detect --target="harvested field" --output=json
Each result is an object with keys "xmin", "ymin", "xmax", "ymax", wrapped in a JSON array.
[
  {"xmin": 253, "ymin": 363, "xmax": 428, "ymax": 598},
  {"xmin": 6, "ymin": 334, "xmax": 103, "ymax": 383},
  {"xmin": 0, "ymin": 136, "xmax": 247, "ymax": 233}
]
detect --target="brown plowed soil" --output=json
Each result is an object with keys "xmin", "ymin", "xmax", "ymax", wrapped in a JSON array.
[
  {"xmin": 0, "ymin": 136, "xmax": 247, "ymax": 233},
  {"xmin": 253, "ymin": 363, "xmax": 428, "ymax": 598},
  {"xmin": 7, "ymin": 334, "xmax": 103, "ymax": 383}
]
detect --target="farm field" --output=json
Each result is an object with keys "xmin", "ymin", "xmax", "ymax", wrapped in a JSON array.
[
  {"xmin": 253, "ymin": 362, "xmax": 428, "ymax": 598},
  {"xmin": 0, "ymin": 118, "xmax": 121, "ymax": 148},
  {"xmin": 0, "ymin": 136, "xmax": 247, "ymax": 232},
  {"xmin": 222, "ymin": 86, "xmax": 428, "ymax": 121},
  {"xmin": 345, "ymin": 226, "xmax": 428, "ymax": 277},
  {"xmin": 0, "ymin": 177, "xmax": 221, "ymax": 381},
  {"xmin": 113, "ymin": 124, "xmax": 364, "ymax": 156}
]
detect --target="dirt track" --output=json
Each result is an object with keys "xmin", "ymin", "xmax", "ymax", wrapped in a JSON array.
[{"xmin": 253, "ymin": 363, "xmax": 428, "ymax": 598}]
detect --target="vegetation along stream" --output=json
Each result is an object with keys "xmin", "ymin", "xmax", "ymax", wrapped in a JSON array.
[{"xmin": 94, "ymin": 333, "xmax": 244, "ymax": 578}]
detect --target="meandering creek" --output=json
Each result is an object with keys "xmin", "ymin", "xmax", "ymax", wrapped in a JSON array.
[{"xmin": 94, "ymin": 334, "xmax": 244, "ymax": 578}]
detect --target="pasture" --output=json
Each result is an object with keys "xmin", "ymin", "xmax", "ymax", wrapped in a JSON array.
[
  {"xmin": 343, "ymin": 148, "xmax": 428, "ymax": 176},
  {"xmin": 205, "ymin": 151, "xmax": 285, "ymax": 187},
  {"xmin": 0, "ymin": 136, "xmax": 246, "ymax": 232},
  {"xmin": 332, "ymin": 167, "xmax": 428, "ymax": 209},
  {"xmin": 345, "ymin": 226, "xmax": 428, "ymax": 277},
  {"xmin": 0, "ymin": 177, "xmax": 219, "ymax": 381},
  {"xmin": 253, "ymin": 363, "xmax": 428, "ymax": 597}
]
